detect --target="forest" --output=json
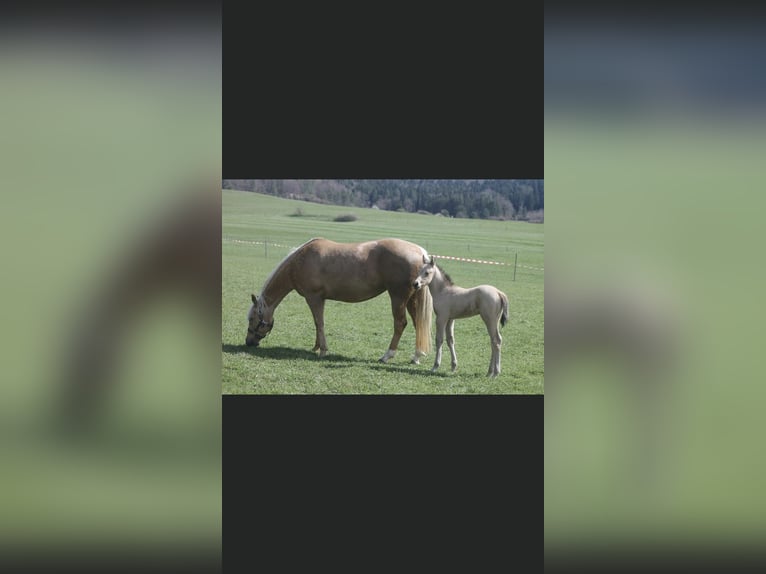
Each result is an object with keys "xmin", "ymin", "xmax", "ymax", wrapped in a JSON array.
[{"xmin": 221, "ymin": 179, "xmax": 544, "ymax": 221}]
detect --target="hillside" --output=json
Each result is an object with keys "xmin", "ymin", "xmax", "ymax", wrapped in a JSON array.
[{"xmin": 221, "ymin": 179, "xmax": 544, "ymax": 222}]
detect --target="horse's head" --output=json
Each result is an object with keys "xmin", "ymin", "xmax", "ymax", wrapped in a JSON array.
[
  {"xmin": 413, "ymin": 254, "xmax": 436, "ymax": 290},
  {"xmin": 246, "ymin": 293, "xmax": 274, "ymax": 346}
]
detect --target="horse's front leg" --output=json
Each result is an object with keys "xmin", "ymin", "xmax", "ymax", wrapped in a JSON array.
[
  {"xmin": 446, "ymin": 319, "xmax": 458, "ymax": 372},
  {"xmin": 431, "ymin": 316, "xmax": 448, "ymax": 372},
  {"xmin": 380, "ymin": 295, "xmax": 408, "ymax": 363},
  {"xmin": 306, "ymin": 296, "xmax": 328, "ymax": 357}
]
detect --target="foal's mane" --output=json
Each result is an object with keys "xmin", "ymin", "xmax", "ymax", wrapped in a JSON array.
[{"xmin": 436, "ymin": 264, "xmax": 454, "ymax": 286}]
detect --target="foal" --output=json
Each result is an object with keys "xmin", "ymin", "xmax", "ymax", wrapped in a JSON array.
[{"xmin": 413, "ymin": 256, "xmax": 509, "ymax": 377}]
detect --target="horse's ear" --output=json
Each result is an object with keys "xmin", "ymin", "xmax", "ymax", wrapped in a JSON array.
[
  {"xmin": 251, "ymin": 293, "xmax": 257, "ymax": 304},
  {"xmin": 429, "ymin": 255, "xmax": 435, "ymax": 265},
  {"xmin": 423, "ymin": 253, "xmax": 429, "ymax": 264}
]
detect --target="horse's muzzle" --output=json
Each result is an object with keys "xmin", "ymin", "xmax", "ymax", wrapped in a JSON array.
[{"xmin": 246, "ymin": 320, "xmax": 273, "ymax": 347}]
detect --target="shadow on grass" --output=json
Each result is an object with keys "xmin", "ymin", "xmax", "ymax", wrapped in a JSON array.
[
  {"xmin": 222, "ymin": 343, "xmax": 363, "ymax": 363},
  {"xmin": 222, "ymin": 344, "xmax": 457, "ymax": 377},
  {"xmin": 367, "ymin": 363, "xmax": 451, "ymax": 378}
]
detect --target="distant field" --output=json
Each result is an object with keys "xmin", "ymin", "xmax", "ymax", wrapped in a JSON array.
[{"xmin": 222, "ymin": 190, "xmax": 544, "ymax": 394}]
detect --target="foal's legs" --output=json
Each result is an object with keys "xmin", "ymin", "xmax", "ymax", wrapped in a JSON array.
[
  {"xmin": 380, "ymin": 293, "xmax": 408, "ymax": 363},
  {"xmin": 306, "ymin": 296, "xmax": 328, "ymax": 357},
  {"xmin": 431, "ymin": 315, "xmax": 449, "ymax": 372},
  {"xmin": 484, "ymin": 313, "xmax": 503, "ymax": 377},
  {"xmin": 446, "ymin": 319, "xmax": 458, "ymax": 372}
]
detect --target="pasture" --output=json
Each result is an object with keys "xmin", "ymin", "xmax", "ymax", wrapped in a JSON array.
[{"xmin": 222, "ymin": 190, "xmax": 544, "ymax": 394}]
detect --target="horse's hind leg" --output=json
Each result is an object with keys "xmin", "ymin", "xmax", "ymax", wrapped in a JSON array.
[
  {"xmin": 485, "ymin": 316, "xmax": 502, "ymax": 377},
  {"xmin": 306, "ymin": 296, "xmax": 328, "ymax": 357},
  {"xmin": 380, "ymin": 294, "xmax": 408, "ymax": 363},
  {"xmin": 406, "ymin": 296, "xmax": 424, "ymax": 364}
]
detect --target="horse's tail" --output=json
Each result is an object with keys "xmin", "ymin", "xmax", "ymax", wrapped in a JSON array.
[
  {"xmin": 500, "ymin": 291, "xmax": 509, "ymax": 328},
  {"xmin": 414, "ymin": 285, "xmax": 433, "ymax": 355}
]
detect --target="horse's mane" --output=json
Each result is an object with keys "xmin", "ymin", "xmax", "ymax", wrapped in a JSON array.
[
  {"xmin": 259, "ymin": 237, "xmax": 318, "ymax": 300},
  {"xmin": 436, "ymin": 264, "xmax": 454, "ymax": 286}
]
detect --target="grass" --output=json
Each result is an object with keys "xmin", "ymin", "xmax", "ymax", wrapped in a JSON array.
[
  {"xmin": 544, "ymin": 116, "xmax": 766, "ymax": 548},
  {"xmin": 222, "ymin": 190, "xmax": 544, "ymax": 394},
  {"xmin": 0, "ymin": 41, "xmax": 222, "ymax": 549}
]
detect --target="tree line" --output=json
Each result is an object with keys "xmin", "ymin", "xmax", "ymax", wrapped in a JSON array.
[{"xmin": 222, "ymin": 179, "xmax": 544, "ymax": 221}]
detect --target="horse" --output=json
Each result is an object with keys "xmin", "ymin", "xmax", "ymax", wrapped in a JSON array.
[
  {"xmin": 246, "ymin": 237, "xmax": 433, "ymax": 363},
  {"xmin": 412, "ymin": 256, "xmax": 509, "ymax": 377}
]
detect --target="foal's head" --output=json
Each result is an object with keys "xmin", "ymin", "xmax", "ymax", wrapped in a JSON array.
[
  {"xmin": 245, "ymin": 293, "xmax": 274, "ymax": 346},
  {"xmin": 413, "ymin": 255, "xmax": 437, "ymax": 290}
]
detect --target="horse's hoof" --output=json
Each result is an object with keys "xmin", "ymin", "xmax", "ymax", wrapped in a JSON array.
[{"xmin": 379, "ymin": 349, "xmax": 396, "ymax": 363}]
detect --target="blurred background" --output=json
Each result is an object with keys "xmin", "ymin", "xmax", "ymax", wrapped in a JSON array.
[
  {"xmin": 545, "ymin": 5, "xmax": 766, "ymax": 570},
  {"xmin": 0, "ymin": 5, "xmax": 222, "ymax": 572},
  {"xmin": 9, "ymin": 1, "xmax": 766, "ymax": 570}
]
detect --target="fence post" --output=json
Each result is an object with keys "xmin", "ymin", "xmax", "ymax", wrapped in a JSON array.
[{"xmin": 513, "ymin": 252, "xmax": 517, "ymax": 281}]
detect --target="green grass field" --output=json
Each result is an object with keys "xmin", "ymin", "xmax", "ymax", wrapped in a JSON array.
[
  {"xmin": 222, "ymin": 190, "xmax": 544, "ymax": 394},
  {"xmin": 544, "ymin": 116, "xmax": 766, "ymax": 549}
]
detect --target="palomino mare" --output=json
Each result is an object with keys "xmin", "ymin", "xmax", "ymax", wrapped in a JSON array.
[
  {"xmin": 246, "ymin": 238, "xmax": 433, "ymax": 363},
  {"xmin": 413, "ymin": 256, "xmax": 509, "ymax": 377}
]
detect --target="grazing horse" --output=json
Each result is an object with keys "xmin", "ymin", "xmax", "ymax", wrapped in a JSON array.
[
  {"xmin": 246, "ymin": 237, "xmax": 433, "ymax": 363},
  {"xmin": 413, "ymin": 256, "xmax": 509, "ymax": 377}
]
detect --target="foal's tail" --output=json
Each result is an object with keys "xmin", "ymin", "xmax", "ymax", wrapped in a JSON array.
[
  {"xmin": 414, "ymin": 285, "xmax": 433, "ymax": 355},
  {"xmin": 499, "ymin": 291, "xmax": 509, "ymax": 328}
]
